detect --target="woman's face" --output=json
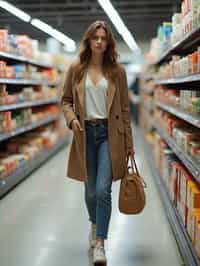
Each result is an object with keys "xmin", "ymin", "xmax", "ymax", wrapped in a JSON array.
[{"xmin": 90, "ymin": 28, "xmax": 108, "ymax": 55}]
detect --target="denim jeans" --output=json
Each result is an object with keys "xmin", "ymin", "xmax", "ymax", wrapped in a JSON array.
[{"xmin": 84, "ymin": 122, "xmax": 113, "ymax": 239}]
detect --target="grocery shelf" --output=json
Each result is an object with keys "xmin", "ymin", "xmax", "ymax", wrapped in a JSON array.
[
  {"xmin": 156, "ymin": 101, "xmax": 200, "ymax": 128},
  {"xmin": 156, "ymin": 73, "xmax": 200, "ymax": 89},
  {"xmin": 143, "ymin": 131, "xmax": 200, "ymax": 266},
  {"xmin": 0, "ymin": 137, "xmax": 69, "ymax": 198},
  {"xmin": 0, "ymin": 78, "xmax": 59, "ymax": 86},
  {"xmin": 155, "ymin": 126, "xmax": 200, "ymax": 183},
  {"xmin": 0, "ymin": 51, "xmax": 56, "ymax": 69},
  {"xmin": 0, "ymin": 98, "xmax": 60, "ymax": 111},
  {"xmin": 155, "ymin": 26, "xmax": 200, "ymax": 65},
  {"xmin": 0, "ymin": 114, "xmax": 60, "ymax": 142}
]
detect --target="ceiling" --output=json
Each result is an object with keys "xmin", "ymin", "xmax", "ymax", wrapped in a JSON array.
[{"xmin": 0, "ymin": 0, "xmax": 182, "ymax": 50}]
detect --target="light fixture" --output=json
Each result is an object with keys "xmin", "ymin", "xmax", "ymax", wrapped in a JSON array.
[
  {"xmin": 31, "ymin": 19, "xmax": 76, "ymax": 52},
  {"xmin": 0, "ymin": 1, "xmax": 31, "ymax": 22},
  {"xmin": 31, "ymin": 18, "xmax": 76, "ymax": 52},
  {"xmin": 97, "ymin": 0, "xmax": 139, "ymax": 52}
]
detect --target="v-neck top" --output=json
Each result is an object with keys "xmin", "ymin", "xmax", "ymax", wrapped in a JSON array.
[{"xmin": 85, "ymin": 73, "xmax": 108, "ymax": 120}]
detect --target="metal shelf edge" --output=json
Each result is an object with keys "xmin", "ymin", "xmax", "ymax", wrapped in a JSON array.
[
  {"xmin": 142, "ymin": 131, "xmax": 200, "ymax": 266},
  {"xmin": 0, "ymin": 115, "xmax": 60, "ymax": 142},
  {"xmin": 156, "ymin": 74, "xmax": 200, "ymax": 85},
  {"xmin": 0, "ymin": 51, "xmax": 55, "ymax": 69},
  {"xmin": 155, "ymin": 26, "xmax": 200, "ymax": 65},
  {"xmin": 0, "ymin": 78, "xmax": 60, "ymax": 86},
  {"xmin": 0, "ymin": 138, "xmax": 69, "ymax": 198},
  {"xmin": 156, "ymin": 101, "xmax": 200, "ymax": 128},
  {"xmin": 155, "ymin": 126, "xmax": 200, "ymax": 183},
  {"xmin": 0, "ymin": 98, "xmax": 60, "ymax": 111}
]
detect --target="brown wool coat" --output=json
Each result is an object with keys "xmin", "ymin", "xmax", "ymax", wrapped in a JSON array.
[{"xmin": 61, "ymin": 63, "xmax": 133, "ymax": 182}]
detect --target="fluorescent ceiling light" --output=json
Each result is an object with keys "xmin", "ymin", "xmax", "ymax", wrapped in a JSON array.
[
  {"xmin": 0, "ymin": 1, "xmax": 31, "ymax": 22},
  {"xmin": 31, "ymin": 18, "xmax": 76, "ymax": 52},
  {"xmin": 97, "ymin": 0, "xmax": 139, "ymax": 52}
]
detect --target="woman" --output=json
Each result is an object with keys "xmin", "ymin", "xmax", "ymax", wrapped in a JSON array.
[{"xmin": 61, "ymin": 20, "xmax": 134, "ymax": 264}]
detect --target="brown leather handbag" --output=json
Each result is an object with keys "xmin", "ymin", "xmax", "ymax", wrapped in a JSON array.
[{"xmin": 119, "ymin": 155, "xmax": 147, "ymax": 214}]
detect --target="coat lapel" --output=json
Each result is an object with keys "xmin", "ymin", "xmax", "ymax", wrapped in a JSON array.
[{"xmin": 76, "ymin": 72, "xmax": 87, "ymax": 115}]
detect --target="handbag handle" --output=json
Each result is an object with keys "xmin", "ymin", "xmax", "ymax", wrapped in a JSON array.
[{"xmin": 126, "ymin": 155, "xmax": 147, "ymax": 188}]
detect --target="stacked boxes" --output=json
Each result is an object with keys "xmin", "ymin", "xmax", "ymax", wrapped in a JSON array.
[
  {"xmin": 187, "ymin": 181, "xmax": 200, "ymax": 255},
  {"xmin": 152, "ymin": 131, "xmax": 200, "ymax": 256},
  {"xmin": 156, "ymin": 47, "xmax": 200, "ymax": 80}
]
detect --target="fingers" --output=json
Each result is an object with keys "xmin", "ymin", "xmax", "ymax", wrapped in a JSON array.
[
  {"xmin": 72, "ymin": 120, "xmax": 83, "ymax": 132},
  {"xmin": 77, "ymin": 122, "xmax": 83, "ymax": 131}
]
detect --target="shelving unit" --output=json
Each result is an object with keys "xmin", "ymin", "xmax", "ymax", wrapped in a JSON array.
[
  {"xmin": 0, "ymin": 51, "xmax": 63, "ymax": 71},
  {"xmin": 0, "ymin": 78, "xmax": 59, "ymax": 86},
  {"xmin": 143, "ymin": 131, "xmax": 200, "ymax": 266},
  {"xmin": 0, "ymin": 98, "xmax": 60, "ymax": 111},
  {"xmin": 156, "ymin": 101, "xmax": 200, "ymax": 128},
  {"xmin": 156, "ymin": 74, "xmax": 200, "ymax": 89},
  {"xmin": 0, "ymin": 114, "xmax": 60, "ymax": 142},
  {"xmin": 155, "ymin": 126, "xmax": 200, "ymax": 183},
  {"xmin": 0, "ymin": 137, "xmax": 69, "ymax": 198},
  {"xmin": 140, "ymin": 12, "xmax": 200, "ymax": 265},
  {"xmin": 0, "ymin": 41, "xmax": 69, "ymax": 197},
  {"xmin": 155, "ymin": 26, "xmax": 200, "ymax": 65}
]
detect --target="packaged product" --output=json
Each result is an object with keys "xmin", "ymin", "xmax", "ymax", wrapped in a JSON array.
[
  {"xmin": 190, "ymin": 187, "xmax": 200, "ymax": 209},
  {"xmin": 0, "ymin": 61, "xmax": 7, "ymax": 78},
  {"xmin": 0, "ymin": 164, "xmax": 6, "ymax": 179},
  {"xmin": 8, "ymin": 34, "xmax": 19, "ymax": 54},
  {"xmin": 0, "ymin": 30, "xmax": 8, "ymax": 51},
  {"xmin": 170, "ymin": 162, "xmax": 182, "ymax": 206},
  {"xmin": 196, "ymin": 224, "xmax": 200, "ymax": 257},
  {"xmin": 0, "ymin": 85, "xmax": 8, "ymax": 105},
  {"xmin": 6, "ymin": 66, "xmax": 16, "ymax": 79},
  {"xmin": 191, "ymin": 210, "xmax": 200, "ymax": 243}
]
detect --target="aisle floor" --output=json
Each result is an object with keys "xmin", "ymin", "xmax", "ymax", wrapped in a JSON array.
[{"xmin": 0, "ymin": 126, "xmax": 183, "ymax": 266}]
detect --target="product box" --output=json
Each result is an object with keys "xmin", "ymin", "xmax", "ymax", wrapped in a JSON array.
[
  {"xmin": 178, "ymin": 201, "xmax": 189, "ymax": 227},
  {"xmin": 0, "ymin": 61, "xmax": 7, "ymax": 78},
  {"xmin": 153, "ymin": 133, "xmax": 162, "ymax": 168},
  {"xmin": 186, "ymin": 180, "xmax": 198, "ymax": 208},
  {"xmin": 170, "ymin": 162, "xmax": 181, "ymax": 205},
  {"xmin": 191, "ymin": 209, "xmax": 200, "ymax": 244},
  {"xmin": 195, "ymin": 223, "xmax": 200, "ymax": 257},
  {"xmin": 0, "ymin": 30, "xmax": 8, "ymax": 51},
  {"xmin": 189, "ymin": 186, "xmax": 200, "ymax": 210}
]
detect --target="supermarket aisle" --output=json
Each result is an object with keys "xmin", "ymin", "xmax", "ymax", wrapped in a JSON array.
[{"xmin": 0, "ymin": 125, "xmax": 183, "ymax": 266}]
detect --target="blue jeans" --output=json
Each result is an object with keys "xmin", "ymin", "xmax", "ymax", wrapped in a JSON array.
[{"xmin": 84, "ymin": 122, "xmax": 113, "ymax": 239}]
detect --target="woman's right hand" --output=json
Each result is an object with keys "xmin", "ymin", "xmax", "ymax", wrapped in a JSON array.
[{"xmin": 71, "ymin": 119, "xmax": 83, "ymax": 132}]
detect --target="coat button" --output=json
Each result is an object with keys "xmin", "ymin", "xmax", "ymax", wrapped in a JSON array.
[{"xmin": 116, "ymin": 115, "xmax": 119, "ymax": 119}]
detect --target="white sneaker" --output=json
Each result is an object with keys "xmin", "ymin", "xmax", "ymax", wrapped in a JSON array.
[
  {"xmin": 89, "ymin": 224, "xmax": 96, "ymax": 248},
  {"xmin": 93, "ymin": 244, "xmax": 107, "ymax": 264}
]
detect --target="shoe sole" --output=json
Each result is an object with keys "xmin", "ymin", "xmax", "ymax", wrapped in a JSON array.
[{"xmin": 93, "ymin": 260, "xmax": 107, "ymax": 265}]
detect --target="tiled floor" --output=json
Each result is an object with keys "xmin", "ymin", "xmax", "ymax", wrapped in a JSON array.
[{"xmin": 0, "ymin": 126, "xmax": 183, "ymax": 266}]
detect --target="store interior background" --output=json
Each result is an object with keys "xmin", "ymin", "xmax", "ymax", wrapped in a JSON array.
[
  {"xmin": 1, "ymin": 1, "xmax": 200, "ymax": 266},
  {"xmin": 0, "ymin": 0, "xmax": 181, "ymax": 83}
]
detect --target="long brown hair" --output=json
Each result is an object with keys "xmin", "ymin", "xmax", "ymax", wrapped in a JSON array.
[{"xmin": 73, "ymin": 20, "xmax": 119, "ymax": 84}]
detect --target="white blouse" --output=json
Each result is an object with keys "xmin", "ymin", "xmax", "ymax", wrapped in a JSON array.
[{"xmin": 85, "ymin": 74, "xmax": 108, "ymax": 120}]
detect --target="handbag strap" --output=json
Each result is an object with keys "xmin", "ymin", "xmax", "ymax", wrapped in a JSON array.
[{"xmin": 127, "ymin": 155, "xmax": 147, "ymax": 188}]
